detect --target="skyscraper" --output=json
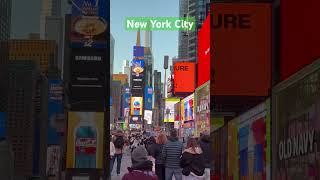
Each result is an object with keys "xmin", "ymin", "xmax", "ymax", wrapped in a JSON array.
[
  {"xmin": 110, "ymin": 34, "xmax": 115, "ymax": 76},
  {"xmin": 122, "ymin": 60, "xmax": 130, "ymax": 85},
  {"xmin": 0, "ymin": 0, "xmax": 11, "ymax": 41},
  {"xmin": 178, "ymin": 0, "xmax": 189, "ymax": 60},
  {"xmin": 144, "ymin": 30, "xmax": 152, "ymax": 50},
  {"xmin": 40, "ymin": 0, "xmax": 62, "ymax": 39}
]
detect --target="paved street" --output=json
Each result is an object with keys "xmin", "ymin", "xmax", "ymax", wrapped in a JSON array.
[{"xmin": 110, "ymin": 146, "xmax": 131, "ymax": 180}]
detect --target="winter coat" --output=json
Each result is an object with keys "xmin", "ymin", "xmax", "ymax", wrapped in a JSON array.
[
  {"xmin": 149, "ymin": 143, "xmax": 164, "ymax": 165},
  {"xmin": 161, "ymin": 137, "xmax": 183, "ymax": 168},
  {"xmin": 199, "ymin": 135, "xmax": 213, "ymax": 168},
  {"xmin": 122, "ymin": 160, "xmax": 158, "ymax": 180},
  {"xmin": 180, "ymin": 147, "xmax": 205, "ymax": 176}
]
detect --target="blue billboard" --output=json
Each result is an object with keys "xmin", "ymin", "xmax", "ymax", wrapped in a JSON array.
[
  {"xmin": 48, "ymin": 79, "xmax": 64, "ymax": 145},
  {"xmin": 0, "ymin": 112, "xmax": 5, "ymax": 138},
  {"xmin": 144, "ymin": 86, "xmax": 153, "ymax": 110},
  {"xmin": 70, "ymin": 0, "xmax": 108, "ymax": 48},
  {"xmin": 133, "ymin": 46, "xmax": 144, "ymax": 57},
  {"xmin": 123, "ymin": 86, "xmax": 130, "ymax": 109}
]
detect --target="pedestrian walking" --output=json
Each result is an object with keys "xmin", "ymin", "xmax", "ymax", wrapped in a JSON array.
[
  {"xmin": 122, "ymin": 146, "xmax": 157, "ymax": 180},
  {"xmin": 110, "ymin": 135, "xmax": 116, "ymax": 174},
  {"xmin": 162, "ymin": 129, "xmax": 184, "ymax": 180},
  {"xmin": 199, "ymin": 132, "xmax": 212, "ymax": 180},
  {"xmin": 111, "ymin": 130, "xmax": 125, "ymax": 176},
  {"xmin": 180, "ymin": 137, "xmax": 205, "ymax": 180},
  {"xmin": 149, "ymin": 133, "xmax": 167, "ymax": 180}
]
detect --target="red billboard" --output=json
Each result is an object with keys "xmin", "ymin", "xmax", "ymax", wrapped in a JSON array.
[
  {"xmin": 280, "ymin": 0, "xmax": 320, "ymax": 80},
  {"xmin": 174, "ymin": 62, "xmax": 195, "ymax": 93},
  {"xmin": 211, "ymin": 3, "xmax": 271, "ymax": 96},
  {"xmin": 198, "ymin": 13, "xmax": 211, "ymax": 87}
]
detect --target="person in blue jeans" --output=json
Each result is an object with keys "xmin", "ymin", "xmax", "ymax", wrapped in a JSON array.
[
  {"xmin": 162, "ymin": 129, "xmax": 184, "ymax": 180},
  {"xmin": 110, "ymin": 131, "xmax": 125, "ymax": 176}
]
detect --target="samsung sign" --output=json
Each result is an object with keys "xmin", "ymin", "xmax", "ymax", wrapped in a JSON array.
[{"xmin": 278, "ymin": 129, "xmax": 315, "ymax": 161}]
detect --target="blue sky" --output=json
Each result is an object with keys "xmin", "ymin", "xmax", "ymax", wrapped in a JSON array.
[{"xmin": 111, "ymin": 0, "xmax": 179, "ymax": 83}]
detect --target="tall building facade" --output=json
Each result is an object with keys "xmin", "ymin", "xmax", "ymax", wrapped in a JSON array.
[
  {"xmin": 8, "ymin": 39, "xmax": 57, "ymax": 75},
  {"xmin": 110, "ymin": 34, "xmax": 115, "ymax": 76},
  {"xmin": 0, "ymin": 0, "xmax": 11, "ymax": 41},
  {"xmin": 111, "ymin": 80, "xmax": 122, "ymax": 128},
  {"xmin": 40, "ymin": 0, "xmax": 62, "ymax": 39},
  {"xmin": 153, "ymin": 70, "xmax": 162, "ymax": 126},
  {"xmin": 7, "ymin": 60, "xmax": 47, "ymax": 179},
  {"xmin": 178, "ymin": 0, "xmax": 189, "ymax": 60}
]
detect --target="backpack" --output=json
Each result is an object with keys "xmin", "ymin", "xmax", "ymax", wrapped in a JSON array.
[{"xmin": 114, "ymin": 136, "xmax": 124, "ymax": 149}]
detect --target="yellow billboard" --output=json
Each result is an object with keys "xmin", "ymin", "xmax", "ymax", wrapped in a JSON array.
[
  {"xmin": 66, "ymin": 112, "xmax": 104, "ymax": 169},
  {"xmin": 130, "ymin": 97, "xmax": 143, "ymax": 116}
]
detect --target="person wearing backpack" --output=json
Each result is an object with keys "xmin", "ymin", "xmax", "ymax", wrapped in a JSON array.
[{"xmin": 111, "ymin": 130, "xmax": 125, "ymax": 176}]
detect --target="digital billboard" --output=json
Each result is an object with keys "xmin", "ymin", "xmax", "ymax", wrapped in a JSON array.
[
  {"xmin": 66, "ymin": 112, "xmax": 104, "ymax": 169},
  {"xmin": 173, "ymin": 62, "xmax": 195, "ymax": 93},
  {"xmin": 280, "ymin": 0, "xmax": 320, "ymax": 80},
  {"xmin": 0, "ymin": 112, "xmax": 5, "ymax": 138},
  {"xmin": 130, "ymin": 97, "xmax": 143, "ymax": 116},
  {"xmin": 182, "ymin": 94, "xmax": 194, "ymax": 122},
  {"xmin": 131, "ymin": 59, "xmax": 145, "ymax": 96},
  {"xmin": 123, "ymin": 86, "xmax": 130, "ymax": 109},
  {"xmin": 194, "ymin": 81, "xmax": 210, "ymax": 137},
  {"xmin": 133, "ymin": 46, "xmax": 144, "ymax": 57},
  {"xmin": 48, "ymin": 79, "xmax": 64, "ymax": 145},
  {"xmin": 46, "ymin": 145, "xmax": 60, "ymax": 176},
  {"xmin": 164, "ymin": 98, "xmax": 180, "ymax": 123},
  {"xmin": 211, "ymin": 3, "xmax": 271, "ymax": 96},
  {"xmin": 70, "ymin": 0, "xmax": 108, "ymax": 48},
  {"xmin": 198, "ymin": 13, "xmax": 210, "ymax": 87},
  {"xmin": 130, "ymin": 116, "xmax": 142, "ymax": 125},
  {"xmin": 144, "ymin": 110, "xmax": 152, "ymax": 125},
  {"xmin": 144, "ymin": 86, "xmax": 153, "ymax": 110}
]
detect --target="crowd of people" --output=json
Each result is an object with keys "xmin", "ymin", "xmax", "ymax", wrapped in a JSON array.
[{"xmin": 110, "ymin": 129, "xmax": 212, "ymax": 180}]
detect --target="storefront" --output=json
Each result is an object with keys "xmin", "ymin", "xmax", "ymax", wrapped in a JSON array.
[
  {"xmin": 194, "ymin": 81, "xmax": 210, "ymax": 137},
  {"xmin": 272, "ymin": 60, "xmax": 320, "ymax": 180}
]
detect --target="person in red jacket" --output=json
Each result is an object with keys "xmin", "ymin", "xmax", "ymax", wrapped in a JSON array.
[{"xmin": 122, "ymin": 145, "xmax": 158, "ymax": 180}]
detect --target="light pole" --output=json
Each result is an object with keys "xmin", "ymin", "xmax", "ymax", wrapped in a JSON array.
[{"xmin": 163, "ymin": 56, "xmax": 169, "ymax": 130}]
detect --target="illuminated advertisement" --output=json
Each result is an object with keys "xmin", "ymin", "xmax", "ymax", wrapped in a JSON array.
[
  {"xmin": 273, "ymin": 61, "xmax": 320, "ymax": 180},
  {"xmin": 197, "ymin": 13, "xmax": 210, "ymax": 87},
  {"xmin": 211, "ymin": 3, "xmax": 271, "ymax": 96},
  {"xmin": 131, "ymin": 59, "xmax": 145, "ymax": 96},
  {"xmin": 167, "ymin": 75, "xmax": 173, "ymax": 97},
  {"xmin": 70, "ymin": 0, "xmax": 108, "ymax": 48},
  {"xmin": 66, "ymin": 112, "xmax": 104, "ymax": 169},
  {"xmin": 46, "ymin": 145, "xmax": 60, "ymax": 176},
  {"xmin": 48, "ymin": 79, "xmax": 64, "ymax": 145},
  {"xmin": 144, "ymin": 86, "xmax": 153, "ymax": 110},
  {"xmin": 174, "ymin": 62, "xmax": 195, "ymax": 93},
  {"xmin": 182, "ymin": 94, "xmax": 194, "ymax": 122},
  {"xmin": 129, "ymin": 124, "xmax": 142, "ymax": 129},
  {"xmin": 123, "ymin": 86, "xmax": 130, "ymax": 109},
  {"xmin": 194, "ymin": 81, "xmax": 210, "ymax": 137},
  {"xmin": 133, "ymin": 46, "xmax": 144, "ymax": 57},
  {"xmin": 130, "ymin": 116, "xmax": 142, "ymax": 124},
  {"xmin": 174, "ymin": 102, "xmax": 181, "ymax": 121},
  {"xmin": 144, "ymin": 110, "xmax": 152, "ymax": 125},
  {"xmin": 0, "ymin": 112, "xmax": 5, "ymax": 138},
  {"xmin": 164, "ymin": 98, "xmax": 180, "ymax": 123},
  {"xmin": 130, "ymin": 97, "xmax": 143, "ymax": 116}
]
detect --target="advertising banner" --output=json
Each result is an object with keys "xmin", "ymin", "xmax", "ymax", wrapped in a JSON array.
[
  {"xmin": 48, "ymin": 79, "xmax": 64, "ymax": 145},
  {"xmin": 46, "ymin": 145, "xmax": 60, "ymax": 176},
  {"xmin": 0, "ymin": 112, "xmax": 5, "ymax": 138},
  {"xmin": 144, "ymin": 110, "xmax": 152, "ymax": 125},
  {"xmin": 167, "ymin": 75, "xmax": 173, "ymax": 97},
  {"xmin": 123, "ymin": 86, "xmax": 130, "ymax": 109},
  {"xmin": 194, "ymin": 81, "xmax": 210, "ymax": 137},
  {"xmin": 211, "ymin": 3, "xmax": 271, "ymax": 96},
  {"xmin": 198, "ymin": 13, "xmax": 210, "ymax": 87},
  {"xmin": 174, "ymin": 62, "xmax": 195, "ymax": 93},
  {"xmin": 273, "ymin": 61, "xmax": 320, "ymax": 180},
  {"xmin": 70, "ymin": 0, "xmax": 108, "ymax": 48},
  {"xmin": 144, "ymin": 86, "xmax": 153, "ymax": 110},
  {"xmin": 164, "ymin": 98, "xmax": 180, "ymax": 123},
  {"xmin": 131, "ymin": 59, "xmax": 145, "ymax": 96},
  {"xmin": 182, "ymin": 94, "xmax": 194, "ymax": 122},
  {"xmin": 133, "ymin": 46, "xmax": 144, "ymax": 57},
  {"xmin": 130, "ymin": 97, "xmax": 143, "ymax": 116},
  {"xmin": 130, "ymin": 116, "xmax": 142, "ymax": 124},
  {"xmin": 129, "ymin": 124, "xmax": 142, "ymax": 129},
  {"xmin": 174, "ymin": 101, "xmax": 181, "ymax": 121},
  {"xmin": 66, "ymin": 112, "xmax": 104, "ymax": 169}
]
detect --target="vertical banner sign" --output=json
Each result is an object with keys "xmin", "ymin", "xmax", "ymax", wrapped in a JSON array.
[
  {"xmin": 0, "ymin": 112, "xmax": 5, "ymax": 138},
  {"xmin": 198, "ymin": 13, "xmax": 210, "ymax": 87},
  {"xmin": 174, "ymin": 62, "xmax": 195, "ymax": 93},
  {"xmin": 131, "ymin": 59, "xmax": 145, "ymax": 96},
  {"xmin": 70, "ymin": 0, "xmax": 108, "ymax": 48},
  {"xmin": 194, "ymin": 81, "xmax": 210, "ymax": 137},
  {"xmin": 144, "ymin": 86, "xmax": 153, "ymax": 110},
  {"xmin": 123, "ymin": 86, "xmax": 130, "ymax": 109},
  {"xmin": 144, "ymin": 110, "xmax": 152, "ymax": 125},
  {"xmin": 66, "ymin": 112, "xmax": 104, "ymax": 169},
  {"xmin": 48, "ymin": 79, "xmax": 64, "ymax": 145},
  {"xmin": 183, "ymin": 94, "xmax": 194, "ymax": 122}
]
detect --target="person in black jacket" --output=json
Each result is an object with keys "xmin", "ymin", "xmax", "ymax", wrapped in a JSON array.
[
  {"xmin": 199, "ymin": 132, "xmax": 213, "ymax": 180},
  {"xmin": 149, "ymin": 133, "xmax": 167, "ymax": 180},
  {"xmin": 180, "ymin": 137, "xmax": 205, "ymax": 180}
]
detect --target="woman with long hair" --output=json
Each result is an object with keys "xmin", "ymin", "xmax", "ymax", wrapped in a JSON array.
[
  {"xmin": 180, "ymin": 137, "xmax": 205, "ymax": 180},
  {"xmin": 149, "ymin": 133, "xmax": 167, "ymax": 180}
]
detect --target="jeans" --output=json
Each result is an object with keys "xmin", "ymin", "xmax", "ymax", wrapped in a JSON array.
[
  {"xmin": 165, "ymin": 168, "xmax": 182, "ymax": 180},
  {"xmin": 110, "ymin": 153, "xmax": 123, "ymax": 175}
]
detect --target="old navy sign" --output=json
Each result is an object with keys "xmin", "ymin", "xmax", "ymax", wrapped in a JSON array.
[{"xmin": 278, "ymin": 129, "xmax": 315, "ymax": 161}]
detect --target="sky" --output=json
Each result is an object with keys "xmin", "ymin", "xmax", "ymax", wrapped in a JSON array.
[{"xmin": 111, "ymin": 0, "xmax": 179, "ymax": 83}]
